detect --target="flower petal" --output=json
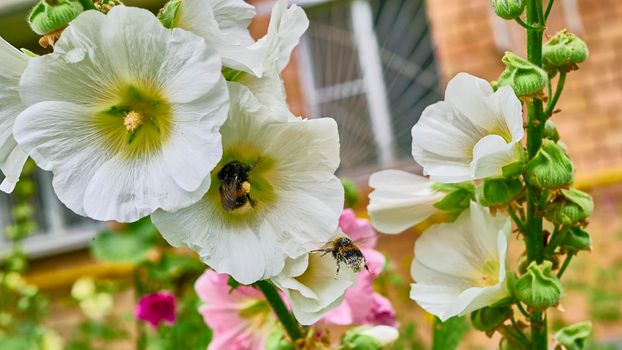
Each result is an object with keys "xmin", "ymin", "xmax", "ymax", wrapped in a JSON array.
[
  {"xmin": 0, "ymin": 37, "xmax": 29, "ymax": 192},
  {"xmin": 368, "ymin": 170, "xmax": 442, "ymax": 234}
]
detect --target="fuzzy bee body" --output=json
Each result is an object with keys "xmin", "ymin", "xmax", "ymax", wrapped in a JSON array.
[
  {"xmin": 217, "ymin": 161, "xmax": 256, "ymax": 212},
  {"xmin": 313, "ymin": 237, "xmax": 368, "ymax": 274}
]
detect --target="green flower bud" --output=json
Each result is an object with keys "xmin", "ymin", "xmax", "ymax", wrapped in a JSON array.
[
  {"xmin": 492, "ymin": 0, "xmax": 526, "ymax": 20},
  {"xmin": 527, "ymin": 140, "xmax": 574, "ymax": 189},
  {"xmin": 554, "ymin": 321, "xmax": 592, "ymax": 350},
  {"xmin": 11, "ymin": 203, "xmax": 35, "ymax": 221},
  {"xmin": 342, "ymin": 178, "xmax": 359, "ymax": 208},
  {"xmin": 543, "ymin": 30, "xmax": 589, "ymax": 71},
  {"xmin": 340, "ymin": 326, "xmax": 398, "ymax": 350},
  {"xmin": 28, "ymin": 0, "xmax": 84, "ymax": 36},
  {"xmin": 545, "ymin": 189, "xmax": 593, "ymax": 226},
  {"xmin": 515, "ymin": 261, "xmax": 563, "ymax": 308},
  {"xmin": 432, "ymin": 182, "xmax": 474, "ymax": 218},
  {"xmin": 158, "ymin": 0, "xmax": 181, "ymax": 29},
  {"xmin": 476, "ymin": 177, "xmax": 523, "ymax": 207},
  {"xmin": 543, "ymin": 120, "xmax": 560, "ymax": 142},
  {"xmin": 560, "ymin": 227, "xmax": 592, "ymax": 251},
  {"xmin": 498, "ymin": 52, "xmax": 548, "ymax": 97},
  {"xmin": 470, "ymin": 305, "xmax": 512, "ymax": 332}
]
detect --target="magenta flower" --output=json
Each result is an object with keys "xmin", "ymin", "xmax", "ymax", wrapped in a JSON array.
[
  {"xmin": 322, "ymin": 210, "xmax": 397, "ymax": 327},
  {"xmin": 195, "ymin": 270, "xmax": 278, "ymax": 350},
  {"xmin": 135, "ymin": 291, "xmax": 177, "ymax": 328}
]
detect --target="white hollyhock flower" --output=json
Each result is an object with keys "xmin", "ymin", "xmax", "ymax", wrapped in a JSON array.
[
  {"xmin": 410, "ymin": 201, "xmax": 511, "ymax": 321},
  {"xmin": 151, "ymin": 83, "xmax": 343, "ymax": 284},
  {"xmin": 13, "ymin": 7, "xmax": 228, "ymax": 222},
  {"xmin": 411, "ymin": 73, "xmax": 524, "ymax": 183},
  {"xmin": 0, "ymin": 38, "xmax": 29, "ymax": 193},
  {"xmin": 368, "ymin": 170, "xmax": 443, "ymax": 234},
  {"xmin": 174, "ymin": 0, "xmax": 308, "ymax": 77},
  {"xmin": 272, "ymin": 236, "xmax": 358, "ymax": 325}
]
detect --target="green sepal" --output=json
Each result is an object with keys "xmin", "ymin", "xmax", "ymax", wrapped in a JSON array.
[
  {"xmin": 158, "ymin": 0, "xmax": 182, "ymax": 29},
  {"xmin": 502, "ymin": 160, "xmax": 525, "ymax": 178},
  {"xmin": 545, "ymin": 188, "xmax": 593, "ymax": 226},
  {"xmin": 476, "ymin": 177, "xmax": 523, "ymax": 207},
  {"xmin": 559, "ymin": 227, "xmax": 592, "ymax": 251},
  {"xmin": 492, "ymin": 0, "xmax": 526, "ymax": 20},
  {"xmin": 554, "ymin": 321, "xmax": 592, "ymax": 350},
  {"xmin": 543, "ymin": 30, "xmax": 589, "ymax": 71},
  {"xmin": 514, "ymin": 261, "xmax": 563, "ymax": 309},
  {"xmin": 526, "ymin": 139, "xmax": 574, "ymax": 189},
  {"xmin": 227, "ymin": 277, "xmax": 241, "ymax": 292},
  {"xmin": 470, "ymin": 305, "xmax": 512, "ymax": 332},
  {"xmin": 432, "ymin": 182, "xmax": 475, "ymax": 218},
  {"xmin": 222, "ymin": 67, "xmax": 245, "ymax": 82},
  {"xmin": 266, "ymin": 327, "xmax": 295, "ymax": 350},
  {"xmin": 28, "ymin": 0, "xmax": 84, "ymax": 35},
  {"xmin": 497, "ymin": 52, "xmax": 548, "ymax": 96}
]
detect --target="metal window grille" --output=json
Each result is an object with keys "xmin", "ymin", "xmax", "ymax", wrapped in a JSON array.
[{"xmin": 298, "ymin": 0, "xmax": 442, "ymax": 178}]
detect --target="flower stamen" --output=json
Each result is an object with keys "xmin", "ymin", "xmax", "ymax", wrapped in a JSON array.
[{"xmin": 124, "ymin": 111, "xmax": 144, "ymax": 133}]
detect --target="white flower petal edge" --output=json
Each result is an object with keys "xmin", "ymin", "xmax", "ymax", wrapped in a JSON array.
[
  {"xmin": 410, "ymin": 202, "xmax": 511, "ymax": 321},
  {"xmin": 0, "ymin": 37, "xmax": 29, "ymax": 193},
  {"xmin": 14, "ymin": 6, "xmax": 228, "ymax": 222},
  {"xmin": 411, "ymin": 73, "xmax": 524, "ymax": 183},
  {"xmin": 368, "ymin": 170, "xmax": 443, "ymax": 234},
  {"xmin": 152, "ymin": 83, "xmax": 343, "ymax": 284},
  {"xmin": 176, "ymin": 0, "xmax": 308, "ymax": 77},
  {"xmin": 272, "ymin": 239, "xmax": 357, "ymax": 325}
]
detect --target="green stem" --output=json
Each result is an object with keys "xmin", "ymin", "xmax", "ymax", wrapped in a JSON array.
[
  {"xmin": 545, "ymin": 69, "xmax": 566, "ymax": 117},
  {"xmin": 516, "ymin": 301, "xmax": 534, "ymax": 321},
  {"xmin": 511, "ymin": 315, "xmax": 531, "ymax": 345},
  {"xmin": 525, "ymin": 0, "xmax": 548, "ymax": 348},
  {"xmin": 133, "ymin": 267, "xmax": 147, "ymax": 350},
  {"xmin": 508, "ymin": 206, "xmax": 528, "ymax": 234},
  {"xmin": 557, "ymin": 252, "xmax": 575, "ymax": 278},
  {"xmin": 515, "ymin": 17, "xmax": 543, "ymax": 31},
  {"xmin": 256, "ymin": 280, "xmax": 303, "ymax": 342},
  {"xmin": 544, "ymin": 0, "xmax": 554, "ymax": 20}
]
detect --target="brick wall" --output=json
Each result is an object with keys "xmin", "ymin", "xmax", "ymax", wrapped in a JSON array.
[{"xmin": 426, "ymin": 0, "xmax": 622, "ymax": 177}]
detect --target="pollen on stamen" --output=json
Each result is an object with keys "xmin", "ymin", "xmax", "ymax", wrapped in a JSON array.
[{"xmin": 124, "ymin": 111, "xmax": 144, "ymax": 133}]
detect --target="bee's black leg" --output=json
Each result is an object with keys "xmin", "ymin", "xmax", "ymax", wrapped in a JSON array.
[
  {"xmin": 336, "ymin": 262, "xmax": 341, "ymax": 276},
  {"xmin": 364, "ymin": 263, "xmax": 369, "ymax": 272}
]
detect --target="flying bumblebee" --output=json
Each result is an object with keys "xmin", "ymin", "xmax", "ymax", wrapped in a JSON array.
[
  {"xmin": 313, "ymin": 237, "xmax": 369, "ymax": 274},
  {"xmin": 217, "ymin": 160, "xmax": 257, "ymax": 212}
]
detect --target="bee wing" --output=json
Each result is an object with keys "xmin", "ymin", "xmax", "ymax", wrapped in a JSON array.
[{"xmin": 220, "ymin": 180, "xmax": 241, "ymax": 211}]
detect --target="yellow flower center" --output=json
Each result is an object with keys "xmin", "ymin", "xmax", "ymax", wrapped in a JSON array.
[
  {"xmin": 94, "ymin": 84, "xmax": 172, "ymax": 160},
  {"xmin": 475, "ymin": 259, "xmax": 500, "ymax": 287}
]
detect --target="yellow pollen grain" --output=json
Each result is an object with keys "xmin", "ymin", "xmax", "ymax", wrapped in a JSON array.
[
  {"xmin": 124, "ymin": 111, "xmax": 144, "ymax": 133},
  {"xmin": 241, "ymin": 181, "xmax": 251, "ymax": 194}
]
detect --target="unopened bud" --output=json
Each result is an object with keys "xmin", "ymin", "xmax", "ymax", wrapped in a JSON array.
[
  {"xmin": 560, "ymin": 227, "xmax": 592, "ymax": 251},
  {"xmin": 498, "ymin": 52, "xmax": 548, "ymax": 97},
  {"xmin": 158, "ymin": 0, "xmax": 181, "ymax": 29},
  {"xmin": 492, "ymin": 0, "xmax": 526, "ymax": 20},
  {"xmin": 28, "ymin": 0, "xmax": 84, "ymax": 36},
  {"xmin": 554, "ymin": 321, "xmax": 592, "ymax": 350},
  {"xmin": 515, "ymin": 261, "xmax": 563, "ymax": 309},
  {"xmin": 545, "ymin": 189, "xmax": 593, "ymax": 226},
  {"xmin": 543, "ymin": 120, "xmax": 560, "ymax": 142},
  {"xmin": 543, "ymin": 30, "xmax": 589, "ymax": 72},
  {"xmin": 341, "ymin": 326, "xmax": 399, "ymax": 350},
  {"xmin": 471, "ymin": 305, "xmax": 512, "ymax": 332},
  {"xmin": 476, "ymin": 177, "xmax": 522, "ymax": 207},
  {"xmin": 527, "ymin": 140, "xmax": 574, "ymax": 189}
]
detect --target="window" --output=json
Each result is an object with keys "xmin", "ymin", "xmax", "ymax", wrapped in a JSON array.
[{"xmin": 297, "ymin": 0, "xmax": 442, "ymax": 178}]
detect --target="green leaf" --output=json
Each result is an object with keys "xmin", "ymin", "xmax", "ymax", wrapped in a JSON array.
[
  {"xmin": 432, "ymin": 316, "xmax": 468, "ymax": 350},
  {"xmin": 90, "ymin": 218, "xmax": 157, "ymax": 263}
]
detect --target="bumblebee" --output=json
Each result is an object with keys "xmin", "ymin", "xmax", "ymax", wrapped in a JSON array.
[
  {"xmin": 313, "ymin": 237, "xmax": 369, "ymax": 274},
  {"xmin": 217, "ymin": 160, "xmax": 256, "ymax": 212}
]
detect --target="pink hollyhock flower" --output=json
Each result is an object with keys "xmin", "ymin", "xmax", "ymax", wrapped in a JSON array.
[
  {"xmin": 195, "ymin": 270, "xmax": 278, "ymax": 350},
  {"xmin": 323, "ymin": 210, "xmax": 397, "ymax": 327},
  {"xmin": 338, "ymin": 209, "xmax": 377, "ymax": 248},
  {"xmin": 135, "ymin": 291, "xmax": 177, "ymax": 328}
]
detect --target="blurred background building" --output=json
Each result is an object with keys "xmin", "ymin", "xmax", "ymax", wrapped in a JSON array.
[{"xmin": 1, "ymin": 0, "xmax": 621, "ymax": 346}]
